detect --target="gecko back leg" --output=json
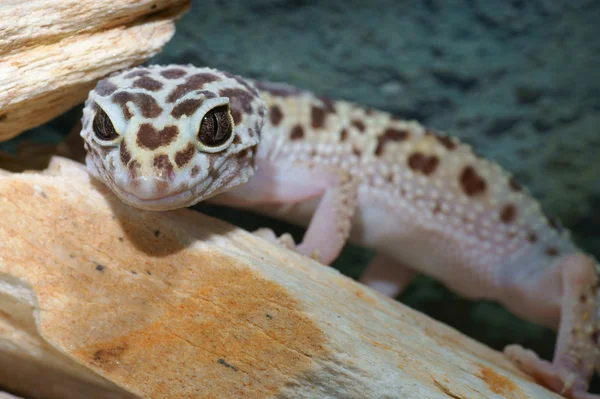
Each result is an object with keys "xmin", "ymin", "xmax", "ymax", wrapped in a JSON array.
[
  {"xmin": 505, "ymin": 253, "xmax": 600, "ymax": 399},
  {"xmin": 360, "ymin": 253, "xmax": 417, "ymax": 297}
]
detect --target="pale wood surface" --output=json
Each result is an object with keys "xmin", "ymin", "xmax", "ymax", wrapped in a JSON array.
[
  {"xmin": 0, "ymin": 158, "xmax": 561, "ymax": 399},
  {"xmin": 0, "ymin": 0, "xmax": 190, "ymax": 141}
]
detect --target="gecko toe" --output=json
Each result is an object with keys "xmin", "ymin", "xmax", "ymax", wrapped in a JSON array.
[{"xmin": 505, "ymin": 344, "xmax": 591, "ymax": 398}]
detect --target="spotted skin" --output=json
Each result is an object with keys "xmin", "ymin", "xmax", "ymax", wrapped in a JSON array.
[
  {"xmin": 81, "ymin": 65, "xmax": 264, "ymax": 210},
  {"xmin": 80, "ymin": 65, "xmax": 600, "ymax": 398}
]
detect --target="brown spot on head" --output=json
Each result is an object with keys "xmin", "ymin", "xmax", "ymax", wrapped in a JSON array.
[
  {"xmin": 340, "ymin": 128, "xmax": 348, "ymax": 142},
  {"xmin": 269, "ymin": 105, "xmax": 283, "ymax": 126},
  {"xmin": 459, "ymin": 166, "xmax": 487, "ymax": 196},
  {"xmin": 231, "ymin": 108, "xmax": 242, "ymax": 125},
  {"xmin": 137, "ymin": 124, "xmax": 179, "ymax": 150},
  {"xmin": 160, "ymin": 68, "xmax": 187, "ymax": 79},
  {"xmin": 153, "ymin": 154, "xmax": 174, "ymax": 179},
  {"xmin": 311, "ymin": 105, "xmax": 326, "ymax": 129},
  {"xmin": 509, "ymin": 177, "xmax": 522, "ymax": 192},
  {"xmin": 167, "ymin": 73, "xmax": 221, "ymax": 103},
  {"xmin": 133, "ymin": 76, "xmax": 163, "ymax": 91},
  {"xmin": 112, "ymin": 92, "xmax": 162, "ymax": 120},
  {"xmin": 96, "ymin": 80, "xmax": 118, "ymax": 96},
  {"xmin": 124, "ymin": 70, "xmax": 150, "ymax": 79},
  {"xmin": 290, "ymin": 125, "xmax": 304, "ymax": 140},
  {"xmin": 237, "ymin": 148, "xmax": 249, "ymax": 159},
  {"xmin": 407, "ymin": 152, "xmax": 439, "ymax": 176},
  {"xmin": 219, "ymin": 88, "xmax": 254, "ymax": 114},
  {"xmin": 351, "ymin": 119, "xmax": 366, "ymax": 132},
  {"xmin": 190, "ymin": 165, "xmax": 200, "ymax": 178},
  {"xmin": 527, "ymin": 232, "xmax": 538, "ymax": 243},
  {"xmin": 120, "ymin": 141, "xmax": 132, "ymax": 165},
  {"xmin": 171, "ymin": 99, "xmax": 203, "ymax": 119},
  {"xmin": 500, "ymin": 203, "xmax": 517, "ymax": 223},
  {"xmin": 175, "ymin": 143, "xmax": 196, "ymax": 168},
  {"xmin": 545, "ymin": 247, "xmax": 560, "ymax": 257},
  {"xmin": 374, "ymin": 128, "xmax": 409, "ymax": 156}
]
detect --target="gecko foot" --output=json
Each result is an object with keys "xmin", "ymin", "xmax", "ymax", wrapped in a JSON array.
[
  {"xmin": 253, "ymin": 228, "xmax": 321, "ymax": 262},
  {"xmin": 505, "ymin": 345, "xmax": 597, "ymax": 399}
]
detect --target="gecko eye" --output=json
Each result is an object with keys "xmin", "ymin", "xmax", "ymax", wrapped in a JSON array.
[
  {"xmin": 197, "ymin": 105, "xmax": 233, "ymax": 148},
  {"xmin": 92, "ymin": 108, "xmax": 119, "ymax": 141}
]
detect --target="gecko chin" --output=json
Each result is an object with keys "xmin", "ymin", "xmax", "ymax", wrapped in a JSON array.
[
  {"xmin": 103, "ymin": 174, "xmax": 210, "ymax": 211},
  {"xmin": 115, "ymin": 185, "xmax": 204, "ymax": 211}
]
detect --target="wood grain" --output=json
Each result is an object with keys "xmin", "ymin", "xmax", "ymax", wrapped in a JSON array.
[
  {"xmin": 0, "ymin": 158, "xmax": 561, "ymax": 399},
  {"xmin": 0, "ymin": 0, "xmax": 190, "ymax": 141}
]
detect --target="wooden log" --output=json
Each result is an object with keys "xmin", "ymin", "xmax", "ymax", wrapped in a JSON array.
[
  {"xmin": 0, "ymin": 0, "xmax": 190, "ymax": 141},
  {"xmin": 0, "ymin": 157, "xmax": 560, "ymax": 399}
]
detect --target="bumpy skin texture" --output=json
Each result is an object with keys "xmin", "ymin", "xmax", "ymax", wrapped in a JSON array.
[{"xmin": 81, "ymin": 65, "xmax": 600, "ymax": 398}]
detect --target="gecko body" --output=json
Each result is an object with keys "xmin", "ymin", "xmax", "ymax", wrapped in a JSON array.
[{"xmin": 81, "ymin": 64, "xmax": 599, "ymax": 398}]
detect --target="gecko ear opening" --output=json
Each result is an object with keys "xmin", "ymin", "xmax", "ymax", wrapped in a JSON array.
[{"xmin": 196, "ymin": 105, "xmax": 235, "ymax": 152}]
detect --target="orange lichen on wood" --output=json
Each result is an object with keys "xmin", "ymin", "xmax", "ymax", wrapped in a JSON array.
[{"xmin": 480, "ymin": 365, "xmax": 521, "ymax": 397}]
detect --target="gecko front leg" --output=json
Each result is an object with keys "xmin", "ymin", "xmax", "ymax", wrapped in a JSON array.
[{"xmin": 210, "ymin": 159, "xmax": 359, "ymax": 264}]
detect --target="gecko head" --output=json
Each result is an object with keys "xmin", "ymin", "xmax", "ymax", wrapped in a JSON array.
[{"xmin": 80, "ymin": 65, "xmax": 267, "ymax": 211}]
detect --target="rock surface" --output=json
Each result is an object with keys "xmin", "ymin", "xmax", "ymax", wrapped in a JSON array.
[{"xmin": 0, "ymin": 158, "xmax": 561, "ymax": 399}]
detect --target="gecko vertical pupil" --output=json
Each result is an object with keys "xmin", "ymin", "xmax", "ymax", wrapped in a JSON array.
[
  {"xmin": 92, "ymin": 108, "xmax": 119, "ymax": 140},
  {"xmin": 198, "ymin": 105, "xmax": 232, "ymax": 147}
]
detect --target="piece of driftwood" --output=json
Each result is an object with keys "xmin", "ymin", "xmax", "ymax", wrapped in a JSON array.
[
  {"xmin": 0, "ymin": 157, "xmax": 560, "ymax": 399},
  {"xmin": 0, "ymin": 0, "xmax": 190, "ymax": 141}
]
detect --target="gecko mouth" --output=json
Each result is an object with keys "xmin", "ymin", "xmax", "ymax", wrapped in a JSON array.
[{"xmin": 116, "ymin": 185, "xmax": 199, "ymax": 211}]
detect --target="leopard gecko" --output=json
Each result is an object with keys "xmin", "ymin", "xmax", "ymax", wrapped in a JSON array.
[{"xmin": 79, "ymin": 64, "xmax": 600, "ymax": 398}]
